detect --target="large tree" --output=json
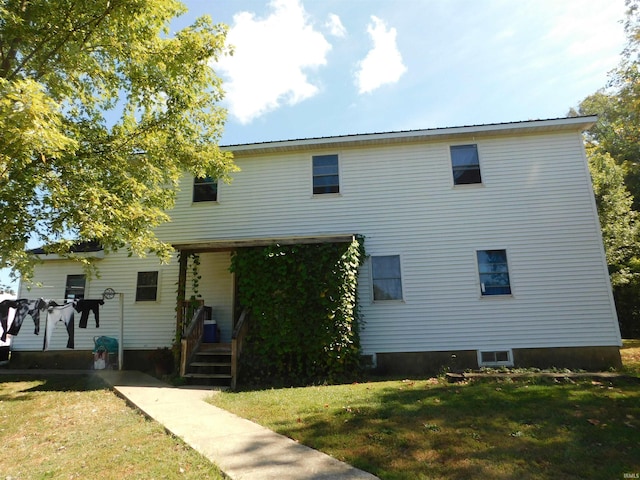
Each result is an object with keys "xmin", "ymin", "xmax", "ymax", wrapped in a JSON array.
[
  {"xmin": 0, "ymin": 0, "xmax": 236, "ymax": 282},
  {"xmin": 573, "ymin": 0, "xmax": 640, "ymax": 336}
]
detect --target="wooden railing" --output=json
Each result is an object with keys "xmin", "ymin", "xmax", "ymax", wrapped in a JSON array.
[
  {"xmin": 179, "ymin": 299, "xmax": 204, "ymax": 336},
  {"xmin": 180, "ymin": 305, "xmax": 205, "ymax": 376},
  {"xmin": 231, "ymin": 307, "xmax": 250, "ymax": 390}
]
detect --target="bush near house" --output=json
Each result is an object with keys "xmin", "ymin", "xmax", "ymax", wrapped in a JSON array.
[{"xmin": 230, "ymin": 238, "xmax": 365, "ymax": 386}]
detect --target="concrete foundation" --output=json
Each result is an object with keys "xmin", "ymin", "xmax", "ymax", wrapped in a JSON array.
[
  {"xmin": 5, "ymin": 350, "xmax": 158, "ymax": 372},
  {"xmin": 374, "ymin": 346, "xmax": 622, "ymax": 376}
]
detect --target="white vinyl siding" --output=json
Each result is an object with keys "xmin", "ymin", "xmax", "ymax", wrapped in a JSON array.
[
  {"xmin": 152, "ymin": 131, "xmax": 619, "ymax": 355},
  {"xmin": 15, "ymin": 125, "xmax": 620, "ymax": 355}
]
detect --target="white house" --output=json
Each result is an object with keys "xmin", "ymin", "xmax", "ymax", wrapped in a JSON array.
[{"xmin": 10, "ymin": 116, "xmax": 623, "ymax": 380}]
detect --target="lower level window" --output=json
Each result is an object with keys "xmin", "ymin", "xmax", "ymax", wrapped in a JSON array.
[
  {"xmin": 477, "ymin": 249, "xmax": 511, "ymax": 296},
  {"xmin": 372, "ymin": 255, "xmax": 403, "ymax": 301},
  {"xmin": 65, "ymin": 274, "xmax": 86, "ymax": 300},
  {"xmin": 136, "ymin": 271, "xmax": 158, "ymax": 301},
  {"xmin": 478, "ymin": 350, "xmax": 513, "ymax": 367}
]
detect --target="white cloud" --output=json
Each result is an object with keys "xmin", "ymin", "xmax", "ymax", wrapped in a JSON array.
[
  {"xmin": 326, "ymin": 13, "xmax": 346, "ymax": 38},
  {"xmin": 355, "ymin": 16, "xmax": 407, "ymax": 94},
  {"xmin": 212, "ymin": 0, "xmax": 331, "ymax": 124}
]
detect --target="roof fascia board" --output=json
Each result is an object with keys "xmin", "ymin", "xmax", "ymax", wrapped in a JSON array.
[{"xmin": 226, "ymin": 116, "xmax": 597, "ymax": 155}]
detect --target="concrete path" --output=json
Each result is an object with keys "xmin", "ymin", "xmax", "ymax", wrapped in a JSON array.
[{"xmin": 96, "ymin": 370, "xmax": 380, "ymax": 480}]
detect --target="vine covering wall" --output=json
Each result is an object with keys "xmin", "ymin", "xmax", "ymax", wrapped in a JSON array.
[{"xmin": 230, "ymin": 237, "xmax": 365, "ymax": 386}]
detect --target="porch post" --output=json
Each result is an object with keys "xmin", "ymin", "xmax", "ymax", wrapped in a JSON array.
[{"xmin": 176, "ymin": 250, "xmax": 188, "ymax": 341}]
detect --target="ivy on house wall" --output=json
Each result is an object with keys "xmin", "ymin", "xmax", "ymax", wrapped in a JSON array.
[{"xmin": 229, "ymin": 237, "xmax": 365, "ymax": 386}]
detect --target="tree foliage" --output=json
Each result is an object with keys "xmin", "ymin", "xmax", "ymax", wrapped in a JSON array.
[
  {"xmin": 587, "ymin": 148, "xmax": 640, "ymax": 287},
  {"xmin": 0, "ymin": 0, "xmax": 236, "ymax": 282},
  {"xmin": 573, "ymin": 0, "xmax": 640, "ymax": 336},
  {"xmin": 230, "ymin": 239, "xmax": 365, "ymax": 387}
]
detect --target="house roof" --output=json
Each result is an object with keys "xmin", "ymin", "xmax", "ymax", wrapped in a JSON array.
[
  {"xmin": 29, "ymin": 240, "xmax": 103, "ymax": 255},
  {"xmin": 224, "ymin": 116, "xmax": 598, "ymax": 156}
]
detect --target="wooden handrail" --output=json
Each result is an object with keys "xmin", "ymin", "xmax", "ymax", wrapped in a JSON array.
[
  {"xmin": 231, "ymin": 307, "xmax": 250, "ymax": 390},
  {"xmin": 179, "ymin": 299, "xmax": 204, "ymax": 336},
  {"xmin": 180, "ymin": 306, "xmax": 205, "ymax": 376}
]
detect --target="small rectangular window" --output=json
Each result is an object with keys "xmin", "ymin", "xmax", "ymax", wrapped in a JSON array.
[
  {"xmin": 477, "ymin": 249, "xmax": 511, "ymax": 296},
  {"xmin": 65, "ymin": 275, "xmax": 86, "ymax": 300},
  {"xmin": 479, "ymin": 350, "xmax": 513, "ymax": 367},
  {"xmin": 136, "ymin": 271, "xmax": 159, "ymax": 301},
  {"xmin": 451, "ymin": 144, "xmax": 482, "ymax": 185},
  {"xmin": 193, "ymin": 176, "xmax": 218, "ymax": 202},
  {"xmin": 372, "ymin": 255, "xmax": 403, "ymax": 301},
  {"xmin": 313, "ymin": 154, "xmax": 339, "ymax": 194}
]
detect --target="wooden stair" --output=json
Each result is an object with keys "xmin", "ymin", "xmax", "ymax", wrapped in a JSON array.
[{"xmin": 183, "ymin": 342, "xmax": 232, "ymax": 386}]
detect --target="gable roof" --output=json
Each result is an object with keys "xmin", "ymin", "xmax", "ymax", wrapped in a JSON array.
[{"xmin": 225, "ymin": 116, "xmax": 597, "ymax": 156}]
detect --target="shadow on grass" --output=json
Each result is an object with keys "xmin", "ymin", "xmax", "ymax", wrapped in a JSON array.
[
  {"xmin": 270, "ymin": 377, "xmax": 640, "ymax": 479},
  {"xmin": 0, "ymin": 374, "xmax": 107, "ymax": 400}
]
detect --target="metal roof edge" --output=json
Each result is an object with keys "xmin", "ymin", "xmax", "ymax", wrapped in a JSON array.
[{"xmin": 224, "ymin": 116, "xmax": 598, "ymax": 155}]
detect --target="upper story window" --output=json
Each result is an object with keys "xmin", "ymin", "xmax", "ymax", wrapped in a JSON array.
[
  {"xmin": 193, "ymin": 176, "xmax": 218, "ymax": 202},
  {"xmin": 136, "ymin": 271, "xmax": 159, "ymax": 301},
  {"xmin": 65, "ymin": 274, "xmax": 86, "ymax": 300},
  {"xmin": 371, "ymin": 255, "xmax": 403, "ymax": 301},
  {"xmin": 451, "ymin": 144, "xmax": 482, "ymax": 185},
  {"xmin": 312, "ymin": 154, "xmax": 340, "ymax": 194},
  {"xmin": 477, "ymin": 249, "xmax": 511, "ymax": 296}
]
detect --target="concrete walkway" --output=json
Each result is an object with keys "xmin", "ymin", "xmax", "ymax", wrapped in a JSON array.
[{"xmin": 95, "ymin": 370, "xmax": 379, "ymax": 480}]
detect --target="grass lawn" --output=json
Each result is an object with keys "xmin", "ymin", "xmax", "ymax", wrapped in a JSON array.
[
  {"xmin": 0, "ymin": 374, "xmax": 224, "ymax": 479},
  {"xmin": 210, "ymin": 342, "xmax": 640, "ymax": 480}
]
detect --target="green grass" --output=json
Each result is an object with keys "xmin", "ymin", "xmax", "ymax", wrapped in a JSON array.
[
  {"xmin": 210, "ymin": 343, "xmax": 640, "ymax": 480},
  {"xmin": 0, "ymin": 374, "xmax": 224, "ymax": 479}
]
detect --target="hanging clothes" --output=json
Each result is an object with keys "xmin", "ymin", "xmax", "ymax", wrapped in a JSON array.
[
  {"xmin": 7, "ymin": 298, "xmax": 46, "ymax": 336},
  {"xmin": 74, "ymin": 299, "xmax": 104, "ymax": 328},
  {"xmin": 43, "ymin": 302, "xmax": 75, "ymax": 350},
  {"xmin": 0, "ymin": 299, "xmax": 18, "ymax": 342}
]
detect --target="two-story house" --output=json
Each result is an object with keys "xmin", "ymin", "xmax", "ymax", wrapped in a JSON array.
[{"xmin": 10, "ymin": 116, "xmax": 623, "ymax": 382}]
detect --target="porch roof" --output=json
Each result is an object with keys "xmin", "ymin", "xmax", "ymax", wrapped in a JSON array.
[{"xmin": 172, "ymin": 234, "xmax": 356, "ymax": 252}]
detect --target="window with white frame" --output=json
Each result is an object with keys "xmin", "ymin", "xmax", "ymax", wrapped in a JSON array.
[
  {"xmin": 65, "ymin": 274, "xmax": 86, "ymax": 300},
  {"xmin": 193, "ymin": 176, "xmax": 218, "ymax": 202},
  {"xmin": 451, "ymin": 144, "xmax": 482, "ymax": 185},
  {"xmin": 477, "ymin": 249, "xmax": 511, "ymax": 296},
  {"xmin": 136, "ymin": 271, "xmax": 159, "ymax": 301},
  {"xmin": 371, "ymin": 255, "xmax": 403, "ymax": 301},
  {"xmin": 478, "ymin": 350, "xmax": 513, "ymax": 367},
  {"xmin": 312, "ymin": 154, "xmax": 339, "ymax": 194}
]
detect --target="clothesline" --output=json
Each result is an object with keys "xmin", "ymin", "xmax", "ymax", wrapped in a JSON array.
[{"xmin": 0, "ymin": 297, "xmax": 105, "ymax": 350}]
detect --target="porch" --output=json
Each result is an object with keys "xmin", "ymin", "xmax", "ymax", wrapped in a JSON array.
[{"xmin": 173, "ymin": 234, "xmax": 356, "ymax": 388}]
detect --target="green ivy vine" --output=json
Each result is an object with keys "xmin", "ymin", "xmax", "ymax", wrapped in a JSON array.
[{"xmin": 230, "ymin": 237, "xmax": 365, "ymax": 386}]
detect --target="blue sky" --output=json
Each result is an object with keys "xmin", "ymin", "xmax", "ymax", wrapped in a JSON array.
[
  {"xmin": 177, "ymin": 0, "xmax": 627, "ymax": 145},
  {"xmin": 0, "ymin": 0, "xmax": 628, "ymax": 291}
]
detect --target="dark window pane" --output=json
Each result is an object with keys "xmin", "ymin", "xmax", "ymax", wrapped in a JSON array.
[
  {"xmin": 136, "ymin": 271, "xmax": 158, "ymax": 301},
  {"xmin": 193, "ymin": 177, "xmax": 218, "ymax": 202},
  {"xmin": 65, "ymin": 275, "xmax": 86, "ymax": 300},
  {"xmin": 313, "ymin": 155, "xmax": 339, "ymax": 194},
  {"xmin": 372, "ymin": 256, "xmax": 403, "ymax": 300},
  {"xmin": 451, "ymin": 144, "xmax": 481, "ymax": 185},
  {"xmin": 496, "ymin": 351, "xmax": 509, "ymax": 362},
  {"xmin": 477, "ymin": 250, "xmax": 511, "ymax": 296}
]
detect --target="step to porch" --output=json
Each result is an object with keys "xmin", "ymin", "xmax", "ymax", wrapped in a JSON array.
[{"xmin": 184, "ymin": 342, "xmax": 232, "ymax": 386}]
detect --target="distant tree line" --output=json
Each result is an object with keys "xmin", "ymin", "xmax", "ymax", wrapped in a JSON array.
[{"xmin": 572, "ymin": 0, "xmax": 640, "ymax": 337}]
